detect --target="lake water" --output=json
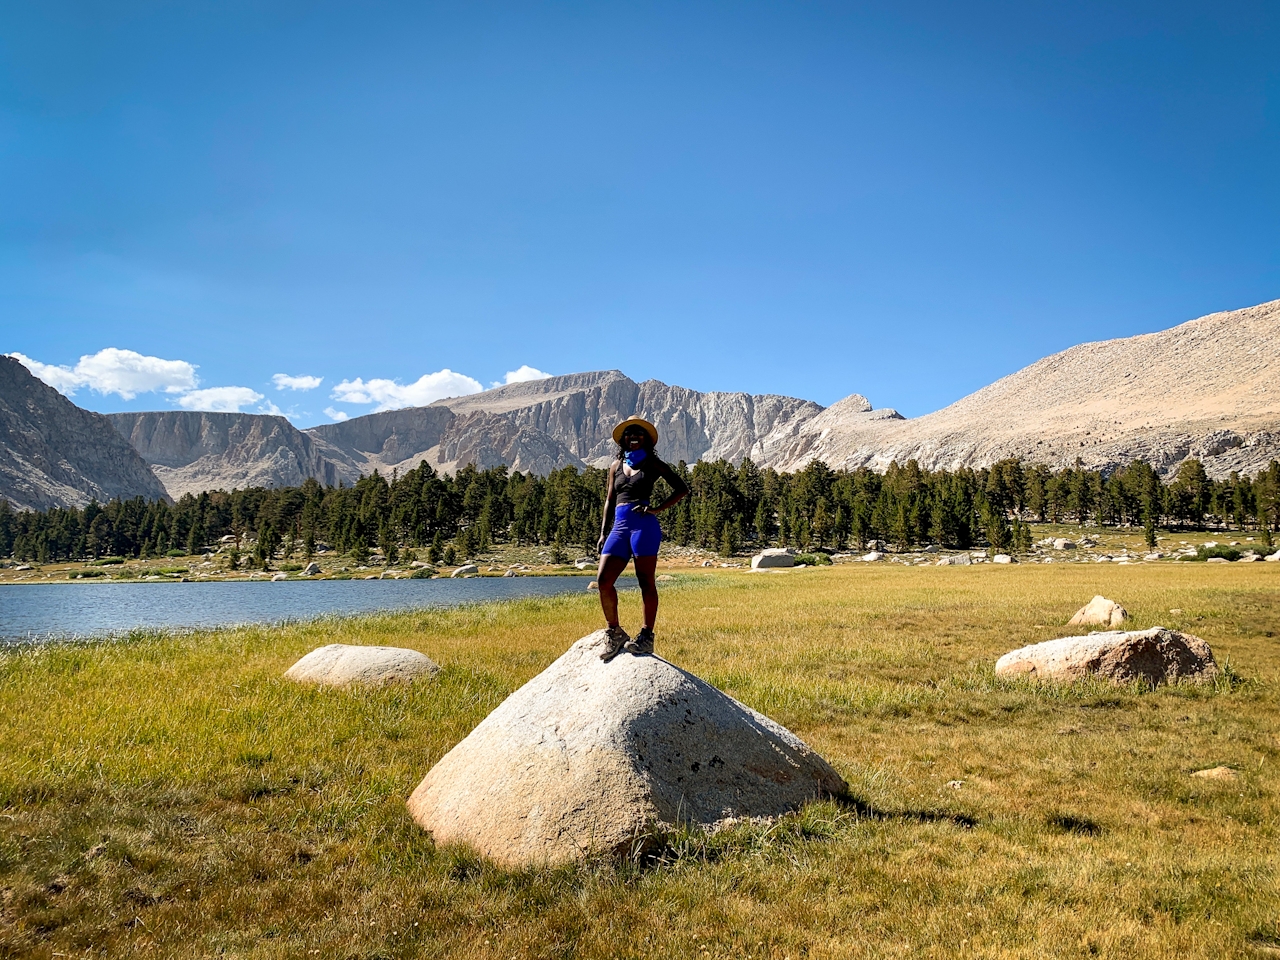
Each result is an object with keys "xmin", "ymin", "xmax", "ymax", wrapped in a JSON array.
[{"xmin": 0, "ymin": 576, "xmax": 634, "ymax": 645}]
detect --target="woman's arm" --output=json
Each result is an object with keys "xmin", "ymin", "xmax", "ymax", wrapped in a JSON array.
[
  {"xmin": 644, "ymin": 459, "xmax": 690, "ymax": 515},
  {"xmin": 598, "ymin": 462, "xmax": 618, "ymax": 551}
]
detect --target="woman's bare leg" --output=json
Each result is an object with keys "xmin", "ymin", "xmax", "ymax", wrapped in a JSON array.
[
  {"xmin": 596, "ymin": 554, "xmax": 631, "ymax": 628},
  {"xmin": 634, "ymin": 555, "xmax": 659, "ymax": 629}
]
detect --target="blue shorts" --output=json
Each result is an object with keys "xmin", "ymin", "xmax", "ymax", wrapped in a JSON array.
[{"xmin": 602, "ymin": 502, "xmax": 662, "ymax": 560}]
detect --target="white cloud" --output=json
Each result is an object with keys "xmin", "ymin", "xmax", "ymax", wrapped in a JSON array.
[
  {"xmin": 324, "ymin": 406, "xmax": 350, "ymax": 422},
  {"xmin": 257, "ymin": 399, "xmax": 285, "ymax": 416},
  {"xmin": 272, "ymin": 373, "xmax": 322, "ymax": 391},
  {"xmin": 492, "ymin": 365, "xmax": 553, "ymax": 389},
  {"xmin": 330, "ymin": 369, "xmax": 484, "ymax": 412},
  {"xmin": 178, "ymin": 386, "xmax": 264, "ymax": 413},
  {"xmin": 7, "ymin": 352, "xmax": 87, "ymax": 394},
  {"xmin": 7, "ymin": 348, "xmax": 198, "ymax": 399}
]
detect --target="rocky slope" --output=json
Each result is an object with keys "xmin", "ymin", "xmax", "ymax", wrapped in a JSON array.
[
  {"xmin": 108, "ymin": 411, "xmax": 363, "ymax": 500},
  {"xmin": 0, "ymin": 356, "xmax": 171, "ymax": 511},
  {"xmin": 774, "ymin": 298, "xmax": 1280, "ymax": 477}
]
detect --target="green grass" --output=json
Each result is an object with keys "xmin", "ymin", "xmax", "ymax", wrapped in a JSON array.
[{"xmin": 1, "ymin": 564, "xmax": 1278, "ymax": 958}]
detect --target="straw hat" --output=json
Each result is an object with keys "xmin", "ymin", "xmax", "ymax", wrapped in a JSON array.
[{"xmin": 612, "ymin": 417, "xmax": 658, "ymax": 446}]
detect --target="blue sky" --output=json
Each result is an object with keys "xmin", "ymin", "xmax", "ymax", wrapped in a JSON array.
[{"xmin": 2, "ymin": 1, "xmax": 1276, "ymax": 426}]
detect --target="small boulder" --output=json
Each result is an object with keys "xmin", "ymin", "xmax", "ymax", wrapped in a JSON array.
[
  {"xmin": 502, "ymin": 569, "xmax": 516, "ymax": 577},
  {"xmin": 1267, "ymin": 551, "xmax": 1280, "ymax": 562},
  {"xmin": 992, "ymin": 554, "xmax": 1014, "ymax": 564},
  {"xmin": 271, "ymin": 572, "xmax": 288, "ymax": 581},
  {"xmin": 406, "ymin": 630, "xmax": 847, "ymax": 867},
  {"xmin": 937, "ymin": 553, "xmax": 972, "ymax": 566},
  {"xmin": 587, "ymin": 580, "xmax": 599, "ymax": 590},
  {"xmin": 861, "ymin": 551, "xmax": 884, "ymax": 562},
  {"xmin": 450, "ymin": 564, "xmax": 479, "ymax": 577},
  {"xmin": 1053, "ymin": 539, "xmax": 1076, "ymax": 550},
  {"xmin": 656, "ymin": 574, "xmax": 675, "ymax": 582},
  {"xmin": 1068, "ymin": 595, "xmax": 1129, "ymax": 629},
  {"xmin": 922, "ymin": 545, "xmax": 939, "ymax": 554},
  {"xmin": 302, "ymin": 561, "xmax": 322, "ymax": 576},
  {"xmin": 1207, "ymin": 557, "xmax": 1230, "ymax": 564},
  {"xmin": 751, "ymin": 548, "xmax": 795, "ymax": 570},
  {"xmin": 285, "ymin": 644, "xmax": 440, "ymax": 687},
  {"xmin": 994, "ymin": 627, "xmax": 1218, "ymax": 685}
]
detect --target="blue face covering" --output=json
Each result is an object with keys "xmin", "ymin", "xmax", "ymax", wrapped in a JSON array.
[{"xmin": 624, "ymin": 448, "xmax": 647, "ymax": 468}]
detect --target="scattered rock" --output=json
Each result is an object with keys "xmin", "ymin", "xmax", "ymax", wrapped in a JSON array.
[
  {"xmin": 1144, "ymin": 553, "xmax": 1162, "ymax": 561},
  {"xmin": 992, "ymin": 554, "xmax": 1014, "ymax": 564},
  {"xmin": 701, "ymin": 559, "xmax": 714, "ymax": 567},
  {"xmin": 656, "ymin": 574, "xmax": 675, "ymax": 582},
  {"xmin": 271, "ymin": 572, "xmax": 288, "ymax": 581},
  {"xmin": 922, "ymin": 545, "xmax": 939, "ymax": 553},
  {"xmin": 994, "ymin": 627, "xmax": 1218, "ymax": 685},
  {"xmin": 751, "ymin": 548, "xmax": 794, "ymax": 570},
  {"xmin": 861, "ymin": 551, "xmax": 884, "ymax": 562},
  {"xmin": 1207, "ymin": 557, "xmax": 1230, "ymax": 564},
  {"xmin": 936, "ymin": 553, "xmax": 972, "ymax": 566},
  {"xmin": 1068, "ymin": 595, "xmax": 1129, "ymax": 629},
  {"xmin": 574, "ymin": 561, "xmax": 593, "ymax": 570},
  {"xmin": 1169, "ymin": 608, "xmax": 1182, "ymax": 615},
  {"xmin": 1053, "ymin": 539, "xmax": 1076, "ymax": 550},
  {"xmin": 284, "ymin": 644, "xmax": 440, "ymax": 687},
  {"xmin": 866, "ymin": 540, "xmax": 886, "ymax": 551},
  {"xmin": 1267, "ymin": 551, "xmax": 1280, "ymax": 562},
  {"xmin": 450, "ymin": 564, "xmax": 479, "ymax": 577},
  {"xmin": 302, "ymin": 561, "xmax": 322, "ymax": 576},
  {"xmin": 1191, "ymin": 766, "xmax": 1239, "ymax": 781},
  {"xmin": 502, "ymin": 569, "xmax": 516, "ymax": 577},
  {"xmin": 588, "ymin": 581, "xmax": 599, "ymax": 590},
  {"xmin": 946, "ymin": 780, "xmax": 964, "ymax": 790},
  {"xmin": 406, "ymin": 630, "xmax": 848, "ymax": 867}
]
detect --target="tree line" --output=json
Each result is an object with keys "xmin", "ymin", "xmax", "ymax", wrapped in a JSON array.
[{"xmin": 2, "ymin": 456, "xmax": 1277, "ymax": 565}]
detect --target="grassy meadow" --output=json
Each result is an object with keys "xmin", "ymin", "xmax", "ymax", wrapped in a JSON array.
[{"xmin": 1, "ymin": 562, "xmax": 1278, "ymax": 958}]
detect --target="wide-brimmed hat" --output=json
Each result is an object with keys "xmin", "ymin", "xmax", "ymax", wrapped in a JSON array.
[{"xmin": 612, "ymin": 417, "xmax": 658, "ymax": 446}]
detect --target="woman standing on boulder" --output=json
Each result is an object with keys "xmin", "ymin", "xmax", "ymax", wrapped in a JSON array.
[{"xmin": 596, "ymin": 417, "xmax": 689, "ymax": 661}]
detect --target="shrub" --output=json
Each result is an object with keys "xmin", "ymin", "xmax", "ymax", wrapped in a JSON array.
[
  {"xmin": 409, "ymin": 567, "xmax": 437, "ymax": 579},
  {"xmin": 794, "ymin": 552, "xmax": 832, "ymax": 566},
  {"xmin": 93, "ymin": 557, "xmax": 125, "ymax": 566},
  {"xmin": 1182, "ymin": 545, "xmax": 1241, "ymax": 562},
  {"xmin": 166, "ymin": 548, "xmax": 187, "ymax": 557}
]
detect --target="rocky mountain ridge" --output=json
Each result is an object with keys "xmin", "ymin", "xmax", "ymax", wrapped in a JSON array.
[
  {"xmin": 0, "ymin": 357, "xmax": 171, "ymax": 511},
  {"xmin": 6, "ymin": 298, "xmax": 1279, "ymax": 508},
  {"xmin": 775, "ymin": 298, "xmax": 1280, "ymax": 478}
]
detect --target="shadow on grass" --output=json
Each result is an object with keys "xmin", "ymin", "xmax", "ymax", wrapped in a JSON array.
[{"xmin": 625, "ymin": 793, "xmax": 979, "ymax": 872}]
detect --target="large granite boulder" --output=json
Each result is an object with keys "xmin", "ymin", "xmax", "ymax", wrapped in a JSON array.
[
  {"xmin": 1067, "ymin": 595, "xmax": 1129, "ymax": 628},
  {"xmin": 751, "ymin": 548, "xmax": 795, "ymax": 570},
  {"xmin": 995, "ymin": 627, "xmax": 1217, "ymax": 685},
  {"xmin": 407, "ymin": 630, "xmax": 847, "ymax": 868},
  {"xmin": 284, "ymin": 644, "xmax": 440, "ymax": 687}
]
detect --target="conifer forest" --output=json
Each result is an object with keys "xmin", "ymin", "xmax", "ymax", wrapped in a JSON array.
[{"xmin": 2, "ymin": 456, "xmax": 1278, "ymax": 565}]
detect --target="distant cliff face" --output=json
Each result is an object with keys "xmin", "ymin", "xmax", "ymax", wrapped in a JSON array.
[
  {"xmin": 306, "ymin": 370, "xmax": 826, "ymax": 475},
  {"xmin": 0, "ymin": 356, "xmax": 170, "ymax": 511},
  {"xmin": 108, "ymin": 411, "xmax": 364, "ymax": 500}
]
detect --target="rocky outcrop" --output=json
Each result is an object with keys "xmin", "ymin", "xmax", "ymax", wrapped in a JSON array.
[
  {"xmin": 751, "ymin": 548, "xmax": 795, "ymax": 569},
  {"xmin": 407, "ymin": 630, "xmax": 847, "ymax": 867},
  {"xmin": 109, "ymin": 411, "xmax": 363, "ymax": 499},
  {"xmin": 994, "ymin": 627, "xmax": 1218, "ymax": 684},
  {"xmin": 1067, "ymin": 596, "xmax": 1130, "ymax": 629},
  {"xmin": 776, "ymin": 298, "xmax": 1280, "ymax": 479},
  {"xmin": 284, "ymin": 644, "xmax": 440, "ymax": 686},
  {"xmin": 0, "ymin": 357, "xmax": 170, "ymax": 511}
]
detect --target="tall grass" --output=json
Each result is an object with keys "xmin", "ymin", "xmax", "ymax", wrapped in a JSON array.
[{"xmin": 1, "ymin": 564, "xmax": 1277, "ymax": 958}]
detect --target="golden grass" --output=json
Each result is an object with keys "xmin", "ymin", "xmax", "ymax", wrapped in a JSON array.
[{"xmin": 1, "ymin": 563, "xmax": 1278, "ymax": 959}]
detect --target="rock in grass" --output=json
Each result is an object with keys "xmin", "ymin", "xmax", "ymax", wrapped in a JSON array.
[
  {"xmin": 1191, "ymin": 766, "xmax": 1239, "ymax": 780},
  {"xmin": 995, "ymin": 627, "xmax": 1217, "ymax": 685},
  {"xmin": 407, "ymin": 630, "xmax": 847, "ymax": 868},
  {"xmin": 751, "ymin": 548, "xmax": 794, "ymax": 569},
  {"xmin": 302, "ymin": 561, "xmax": 321, "ymax": 576},
  {"xmin": 284, "ymin": 644, "xmax": 440, "ymax": 687},
  {"xmin": 1068, "ymin": 595, "xmax": 1129, "ymax": 628},
  {"xmin": 450, "ymin": 564, "xmax": 479, "ymax": 577}
]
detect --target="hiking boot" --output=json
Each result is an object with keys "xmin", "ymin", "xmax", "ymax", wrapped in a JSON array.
[
  {"xmin": 600, "ymin": 625, "xmax": 630, "ymax": 662},
  {"xmin": 624, "ymin": 627, "xmax": 654, "ymax": 656}
]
